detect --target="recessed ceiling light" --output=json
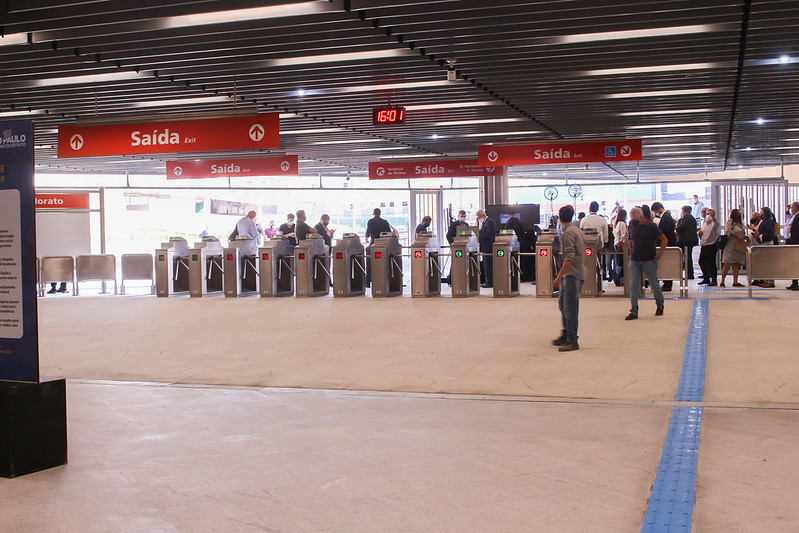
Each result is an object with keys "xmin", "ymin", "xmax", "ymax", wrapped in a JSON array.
[
  {"xmin": 0, "ymin": 109, "xmax": 45, "ymax": 118},
  {"xmin": 780, "ymin": 55, "xmax": 790, "ymax": 63},
  {"xmin": 628, "ymin": 122, "xmax": 717, "ymax": 129},
  {"xmin": 311, "ymin": 139, "xmax": 382, "ymax": 145},
  {"xmin": 636, "ymin": 132, "xmax": 718, "ymax": 139},
  {"xmin": 0, "ymin": 33, "xmax": 28, "ymax": 47},
  {"xmin": 297, "ymin": 89, "xmax": 305, "ymax": 97},
  {"xmin": 132, "ymin": 96, "xmax": 234, "ymax": 108},
  {"xmin": 745, "ymin": 147, "xmax": 753, "ymax": 151},
  {"xmin": 160, "ymin": 2, "xmax": 328, "ymax": 29},
  {"xmin": 33, "ymin": 71, "xmax": 142, "ymax": 87},
  {"xmin": 351, "ymin": 147, "xmax": 409, "ymax": 152},
  {"xmin": 405, "ymin": 102, "xmax": 499, "ymax": 111},
  {"xmin": 460, "ymin": 130, "xmax": 541, "ymax": 138},
  {"xmin": 431, "ymin": 134, "xmax": 439, "ymax": 139},
  {"xmin": 267, "ymin": 49, "xmax": 406, "ymax": 67},
  {"xmin": 557, "ymin": 24, "xmax": 727, "ymax": 44},
  {"xmin": 605, "ymin": 88, "xmax": 719, "ymax": 99},
  {"xmin": 585, "ymin": 62, "xmax": 720, "ymax": 76},
  {"xmin": 336, "ymin": 80, "xmax": 451, "ymax": 94},
  {"xmin": 432, "ymin": 118, "xmax": 524, "ymax": 126},
  {"xmin": 619, "ymin": 108, "xmax": 715, "ymax": 116},
  {"xmin": 281, "ymin": 128, "xmax": 344, "ymax": 135},
  {"xmin": 756, "ymin": 118, "xmax": 765, "ymax": 125}
]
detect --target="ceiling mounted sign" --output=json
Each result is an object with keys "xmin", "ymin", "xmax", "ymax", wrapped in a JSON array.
[
  {"xmin": 478, "ymin": 139, "xmax": 643, "ymax": 166},
  {"xmin": 369, "ymin": 159, "xmax": 502, "ymax": 180},
  {"xmin": 57, "ymin": 114, "xmax": 279, "ymax": 158},
  {"xmin": 166, "ymin": 156, "xmax": 299, "ymax": 179}
]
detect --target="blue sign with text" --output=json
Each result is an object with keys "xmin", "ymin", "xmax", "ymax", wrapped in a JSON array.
[{"xmin": 0, "ymin": 120, "xmax": 40, "ymax": 383}]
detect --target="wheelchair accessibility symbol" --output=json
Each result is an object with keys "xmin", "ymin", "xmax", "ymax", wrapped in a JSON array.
[{"xmin": 605, "ymin": 146, "xmax": 616, "ymax": 158}]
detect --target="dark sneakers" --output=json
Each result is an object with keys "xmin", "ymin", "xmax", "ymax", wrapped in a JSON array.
[
  {"xmin": 655, "ymin": 307, "xmax": 664, "ymax": 316},
  {"xmin": 625, "ymin": 312, "xmax": 638, "ymax": 320},
  {"xmin": 558, "ymin": 341, "xmax": 579, "ymax": 352},
  {"xmin": 552, "ymin": 334, "xmax": 568, "ymax": 347}
]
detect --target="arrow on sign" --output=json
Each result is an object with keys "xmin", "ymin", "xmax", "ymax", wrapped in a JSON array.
[
  {"xmin": 376, "ymin": 167, "xmax": 386, "ymax": 176},
  {"xmin": 70, "ymin": 134, "xmax": 84, "ymax": 151},
  {"xmin": 173, "ymin": 166, "xmax": 183, "ymax": 176},
  {"xmin": 620, "ymin": 145, "xmax": 632, "ymax": 157},
  {"xmin": 249, "ymin": 124, "xmax": 265, "ymax": 142},
  {"xmin": 487, "ymin": 150, "xmax": 499, "ymax": 163},
  {"xmin": 280, "ymin": 161, "xmax": 290, "ymax": 171}
]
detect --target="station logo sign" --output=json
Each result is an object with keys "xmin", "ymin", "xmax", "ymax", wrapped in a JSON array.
[
  {"xmin": 368, "ymin": 159, "xmax": 503, "ymax": 180},
  {"xmin": 478, "ymin": 139, "xmax": 643, "ymax": 166},
  {"xmin": 57, "ymin": 114, "xmax": 279, "ymax": 157},
  {"xmin": 166, "ymin": 156, "xmax": 298, "ymax": 179},
  {"xmin": 34, "ymin": 193, "xmax": 90, "ymax": 209}
]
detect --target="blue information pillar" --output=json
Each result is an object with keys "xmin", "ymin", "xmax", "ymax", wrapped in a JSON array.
[{"xmin": 0, "ymin": 120, "xmax": 67, "ymax": 477}]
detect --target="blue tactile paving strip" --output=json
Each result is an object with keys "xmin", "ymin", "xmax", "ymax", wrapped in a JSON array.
[
  {"xmin": 641, "ymin": 406, "xmax": 703, "ymax": 533},
  {"xmin": 641, "ymin": 299, "xmax": 708, "ymax": 532}
]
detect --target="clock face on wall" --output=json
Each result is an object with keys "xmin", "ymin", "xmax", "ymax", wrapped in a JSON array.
[
  {"xmin": 568, "ymin": 184, "xmax": 582, "ymax": 198},
  {"xmin": 544, "ymin": 186, "xmax": 558, "ymax": 201}
]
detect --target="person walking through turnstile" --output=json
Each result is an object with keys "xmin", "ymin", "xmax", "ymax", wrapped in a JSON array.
[
  {"xmin": 442, "ymin": 210, "xmax": 468, "ymax": 285},
  {"xmin": 364, "ymin": 207, "xmax": 395, "ymax": 286},
  {"xmin": 278, "ymin": 213, "xmax": 297, "ymax": 247},
  {"xmin": 551, "ymin": 205, "xmax": 586, "ymax": 352},
  {"xmin": 476, "ymin": 209, "xmax": 496, "ymax": 288}
]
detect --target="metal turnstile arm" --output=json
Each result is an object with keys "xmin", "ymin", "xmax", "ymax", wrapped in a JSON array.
[
  {"xmin": 469, "ymin": 255, "xmax": 481, "ymax": 274},
  {"xmin": 243, "ymin": 257, "xmax": 258, "ymax": 277},
  {"xmin": 207, "ymin": 258, "xmax": 224, "ymax": 279},
  {"xmin": 390, "ymin": 256, "xmax": 402, "ymax": 277},
  {"xmin": 279, "ymin": 257, "xmax": 296, "ymax": 278},
  {"xmin": 429, "ymin": 256, "xmax": 445, "ymax": 275},
  {"xmin": 174, "ymin": 257, "xmax": 189, "ymax": 280},
  {"xmin": 314, "ymin": 257, "xmax": 331, "ymax": 278},
  {"xmin": 351, "ymin": 256, "xmax": 367, "ymax": 279}
]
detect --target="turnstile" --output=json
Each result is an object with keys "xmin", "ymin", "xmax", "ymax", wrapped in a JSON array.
[
  {"xmin": 295, "ymin": 234, "xmax": 330, "ymax": 297},
  {"xmin": 332, "ymin": 233, "xmax": 366, "ymax": 297},
  {"xmin": 223, "ymin": 237, "xmax": 259, "ymax": 297},
  {"xmin": 535, "ymin": 230, "xmax": 561, "ymax": 297},
  {"xmin": 411, "ymin": 232, "xmax": 441, "ymax": 297},
  {"xmin": 581, "ymin": 228, "xmax": 603, "ymax": 297},
  {"xmin": 155, "ymin": 237, "xmax": 190, "ymax": 297},
  {"xmin": 371, "ymin": 232, "xmax": 403, "ymax": 298},
  {"xmin": 492, "ymin": 229, "xmax": 520, "ymax": 297},
  {"xmin": 259, "ymin": 236, "xmax": 295, "ymax": 297},
  {"xmin": 450, "ymin": 229, "xmax": 480, "ymax": 297},
  {"xmin": 188, "ymin": 236, "xmax": 224, "ymax": 297}
]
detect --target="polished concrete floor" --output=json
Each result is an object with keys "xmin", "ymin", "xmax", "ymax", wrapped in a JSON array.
[{"xmin": 2, "ymin": 280, "xmax": 799, "ymax": 531}]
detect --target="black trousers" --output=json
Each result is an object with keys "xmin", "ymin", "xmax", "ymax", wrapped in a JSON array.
[
  {"xmin": 698, "ymin": 243, "xmax": 718, "ymax": 282},
  {"xmin": 679, "ymin": 243, "xmax": 695, "ymax": 279}
]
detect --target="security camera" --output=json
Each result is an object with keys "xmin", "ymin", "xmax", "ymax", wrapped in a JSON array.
[{"xmin": 447, "ymin": 69, "xmax": 457, "ymax": 82}]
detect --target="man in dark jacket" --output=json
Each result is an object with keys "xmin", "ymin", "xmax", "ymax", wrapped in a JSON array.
[
  {"xmin": 652, "ymin": 202, "xmax": 676, "ymax": 290},
  {"xmin": 676, "ymin": 205, "xmax": 699, "ymax": 279},
  {"xmin": 786, "ymin": 202, "xmax": 799, "ymax": 290},
  {"xmin": 477, "ymin": 209, "xmax": 496, "ymax": 287},
  {"xmin": 446, "ymin": 210, "xmax": 469, "ymax": 245}
]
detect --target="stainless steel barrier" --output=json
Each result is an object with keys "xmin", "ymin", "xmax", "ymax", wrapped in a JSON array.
[
  {"xmin": 535, "ymin": 230, "xmax": 560, "ymax": 297},
  {"xmin": 155, "ymin": 237, "xmax": 190, "ymax": 297},
  {"xmin": 623, "ymin": 242, "xmax": 687, "ymax": 298},
  {"xmin": 332, "ymin": 233, "xmax": 366, "ymax": 298},
  {"xmin": 188, "ymin": 236, "xmax": 224, "ymax": 298},
  {"xmin": 371, "ymin": 232, "xmax": 403, "ymax": 298},
  {"xmin": 492, "ymin": 229, "xmax": 520, "ymax": 297},
  {"xmin": 295, "ymin": 234, "xmax": 330, "ymax": 297},
  {"xmin": 121, "ymin": 253, "xmax": 154, "ymax": 295},
  {"xmin": 223, "ymin": 241, "xmax": 258, "ymax": 297},
  {"xmin": 450, "ymin": 229, "xmax": 480, "ymax": 298},
  {"xmin": 259, "ymin": 236, "xmax": 295, "ymax": 297},
  {"xmin": 747, "ymin": 244, "xmax": 799, "ymax": 296},
  {"xmin": 75, "ymin": 254, "xmax": 117, "ymax": 295},
  {"xmin": 411, "ymin": 231, "xmax": 441, "ymax": 298},
  {"xmin": 40, "ymin": 256, "xmax": 75, "ymax": 296},
  {"xmin": 581, "ymin": 228, "xmax": 602, "ymax": 297}
]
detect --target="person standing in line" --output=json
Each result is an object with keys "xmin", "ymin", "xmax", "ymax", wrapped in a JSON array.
[
  {"xmin": 752, "ymin": 206, "xmax": 777, "ymax": 288},
  {"xmin": 476, "ymin": 209, "xmax": 496, "ymax": 288},
  {"xmin": 415, "ymin": 216, "xmax": 432, "ymax": 238},
  {"xmin": 785, "ymin": 202, "xmax": 799, "ymax": 290},
  {"xmin": 314, "ymin": 214, "xmax": 334, "ymax": 250},
  {"xmin": 651, "ymin": 202, "xmax": 677, "ymax": 291},
  {"xmin": 551, "ymin": 205, "xmax": 586, "ymax": 352},
  {"xmin": 626, "ymin": 207, "xmax": 668, "ymax": 320},
  {"xmin": 364, "ymin": 208, "xmax": 394, "ymax": 286},
  {"xmin": 293, "ymin": 209, "xmax": 317, "ymax": 242},
  {"xmin": 676, "ymin": 205, "xmax": 699, "ymax": 280},
  {"xmin": 278, "ymin": 213, "xmax": 297, "ymax": 247},
  {"xmin": 691, "ymin": 195, "xmax": 705, "ymax": 221},
  {"xmin": 235, "ymin": 210, "xmax": 261, "ymax": 257},
  {"xmin": 264, "ymin": 220, "xmax": 277, "ymax": 239},
  {"xmin": 720, "ymin": 209, "xmax": 748, "ymax": 288},
  {"xmin": 443, "ymin": 210, "xmax": 469, "ymax": 285},
  {"xmin": 697, "ymin": 209, "xmax": 720, "ymax": 286},
  {"xmin": 611, "ymin": 209, "xmax": 628, "ymax": 286},
  {"xmin": 579, "ymin": 201, "xmax": 609, "ymax": 246}
]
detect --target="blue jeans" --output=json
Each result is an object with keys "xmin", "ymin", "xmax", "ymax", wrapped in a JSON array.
[
  {"xmin": 558, "ymin": 276, "xmax": 583, "ymax": 342},
  {"xmin": 629, "ymin": 260, "xmax": 665, "ymax": 315}
]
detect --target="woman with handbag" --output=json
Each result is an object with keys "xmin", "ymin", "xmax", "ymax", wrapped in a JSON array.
[
  {"xmin": 720, "ymin": 209, "xmax": 748, "ymax": 287},
  {"xmin": 752, "ymin": 207, "xmax": 777, "ymax": 287}
]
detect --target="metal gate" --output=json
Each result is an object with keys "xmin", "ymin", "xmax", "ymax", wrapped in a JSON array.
[
  {"xmin": 712, "ymin": 179, "xmax": 789, "ymax": 227},
  {"xmin": 409, "ymin": 187, "xmax": 445, "ymax": 247}
]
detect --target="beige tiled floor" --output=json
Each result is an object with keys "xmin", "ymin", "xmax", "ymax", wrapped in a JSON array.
[{"xmin": 2, "ymin": 280, "xmax": 799, "ymax": 531}]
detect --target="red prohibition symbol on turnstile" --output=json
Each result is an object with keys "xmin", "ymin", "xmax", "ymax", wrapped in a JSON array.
[
  {"xmin": 414, "ymin": 250, "xmax": 423, "ymax": 258},
  {"xmin": 374, "ymin": 252, "xmax": 383, "ymax": 259},
  {"xmin": 540, "ymin": 249, "xmax": 549, "ymax": 257}
]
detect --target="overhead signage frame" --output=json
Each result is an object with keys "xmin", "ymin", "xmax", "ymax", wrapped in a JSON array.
[
  {"xmin": 57, "ymin": 114, "xmax": 279, "ymax": 158},
  {"xmin": 369, "ymin": 159, "xmax": 503, "ymax": 180},
  {"xmin": 166, "ymin": 156, "xmax": 299, "ymax": 179},
  {"xmin": 478, "ymin": 139, "xmax": 643, "ymax": 166}
]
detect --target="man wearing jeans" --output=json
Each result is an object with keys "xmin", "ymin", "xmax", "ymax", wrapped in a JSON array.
[
  {"xmin": 552, "ymin": 205, "xmax": 586, "ymax": 352},
  {"xmin": 626, "ymin": 206, "xmax": 668, "ymax": 320}
]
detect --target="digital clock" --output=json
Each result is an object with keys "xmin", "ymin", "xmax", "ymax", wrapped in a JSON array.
[{"xmin": 373, "ymin": 106, "xmax": 406, "ymax": 125}]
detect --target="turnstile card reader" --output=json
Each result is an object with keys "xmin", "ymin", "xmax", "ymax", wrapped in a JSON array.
[
  {"xmin": 188, "ymin": 236, "xmax": 224, "ymax": 297},
  {"xmin": 450, "ymin": 229, "xmax": 480, "ymax": 297},
  {"xmin": 581, "ymin": 228, "xmax": 603, "ymax": 297},
  {"xmin": 295, "ymin": 234, "xmax": 330, "ymax": 297},
  {"xmin": 333, "ymin": 233, "xmax": 366, "ymax": 297},
  {"xmin": 411, "ymin": 232, "xmax": 441, "ymax": 297},
  {"xmin": 223, "ymin": 238, "xmax": 259, "ymax": 297},
  {"xmin": 259, "ymin": 236, "xmax": 295, "ymax": 297},
  {"xmin": 371, "ymin": 232, "xmax": 403, "ymax": 298},
  {"xmin": 535, "ymin": 230, "xmax": 561, "ymax": 297},
  {"xmin": 155, "ymin": 236, "xmax": 190, "ymax": 297},
  {"xmin": 493, "ymin": 229, "xmax": 520, "ymax": 297}
]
